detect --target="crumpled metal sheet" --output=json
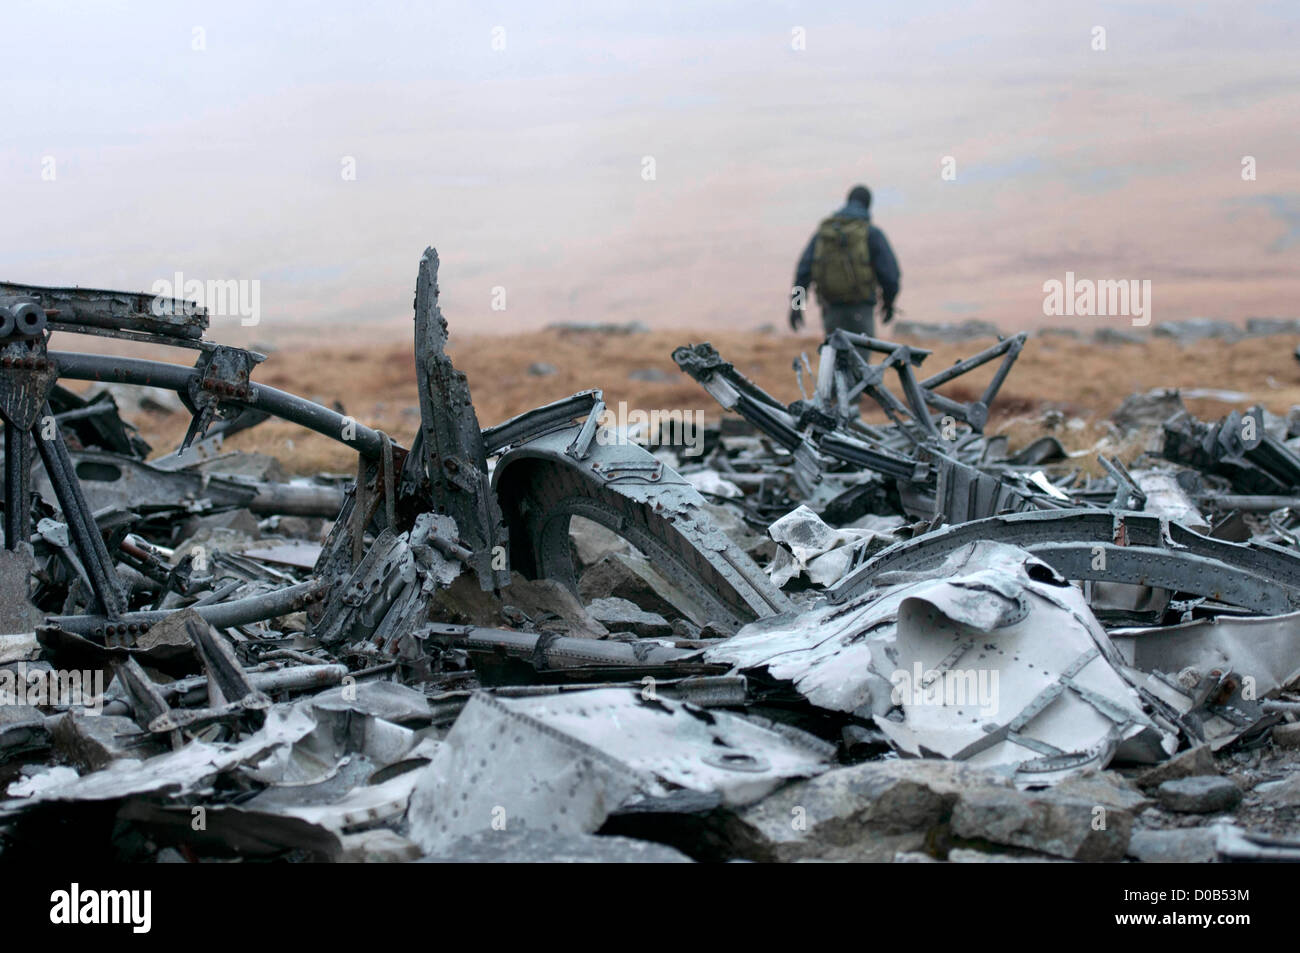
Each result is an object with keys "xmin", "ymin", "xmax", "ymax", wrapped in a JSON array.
[
  {"xmin": 1111, "ymin": 610, "xmax": 1300, "ymax": 700},
  {"xmin": 32, "ymin": 449, "xmax": 258, "ymax": 515},
  {"xmin": 829, "ymin": 508, "xmax": 1300, "ymax": 617},
  {"xmin": 706, "ymin": 541, "xmax": 1176, "ymax": 779},
  {"xmin": 1, "ymin": 704, "xmax": 317, "ymax": 809},
  {"xmin": 765, "ymin": 504, "xmax": 876, "ymax": 587},
  {"xmin": 493, "ymin": 423, "xmax": 791, "ymax": 630},
  {"xmin": 407, "ymin": 687, "xmax": 832, "ymax": 853}
]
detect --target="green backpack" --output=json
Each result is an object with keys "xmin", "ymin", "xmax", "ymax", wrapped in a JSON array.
[{"xmin": 811, "ymin": 215, "xmax": 875, "ymax": 304}]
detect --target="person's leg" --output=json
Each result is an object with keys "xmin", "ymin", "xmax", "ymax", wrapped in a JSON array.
[
  {"xmin": 820, "ymin": 301, "xmax": 875, "ymax": 337},
  {"xmin": 819, "ymin": 303, "xmax": 876, "ymax": 418},
  {"xmin": 856, "ymin": 303, "xmax": 876, "ymax": 339}
]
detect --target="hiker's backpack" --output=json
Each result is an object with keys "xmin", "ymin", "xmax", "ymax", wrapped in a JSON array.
[{"xmin": 811, "ymin": 215, "xmax": 875, "ymax": 304}]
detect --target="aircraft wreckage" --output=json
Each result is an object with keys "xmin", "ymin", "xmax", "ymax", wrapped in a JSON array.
[{"xmin": 2, "ymin": 248, "xmax": 1300, "ymax": 863}]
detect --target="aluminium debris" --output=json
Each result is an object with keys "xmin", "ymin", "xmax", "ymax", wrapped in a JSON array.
[{"xmin": 5, "ymin": 249, "xmax": 1300, "ymax": 863}]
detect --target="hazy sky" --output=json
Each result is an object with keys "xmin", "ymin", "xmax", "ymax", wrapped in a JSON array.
[{"xmin": 3, "ymin": 0, "xmax": 1297, "ymax": 339}]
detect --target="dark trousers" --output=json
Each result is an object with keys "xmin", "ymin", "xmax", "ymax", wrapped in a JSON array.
[{"xmin": 821, "ymin": 300, "xmax": 875, "ymax": 337}]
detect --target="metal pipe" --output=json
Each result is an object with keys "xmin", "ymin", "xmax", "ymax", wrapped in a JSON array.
[
  {"xmin": 1206, "ymin": 495, "xmax": 1300, "ymax": 512},
  {"xmin": 49, "ymin": 351, "xmax": 386, "ymax": 458},
  {"xmin": 4, "ymin": 423, "xmax": 29, "ymax": 549},
  {"xmin": 35, "ymin": 405, "xmax": 126, "ymax": 618},
  {"xmin": 248, "ymin": 482, "xmax": 346, "ymax": 516},
  {"xmin": 53, "ymin": 403, "xmax": 119, "ymax": 424},
  {"xmin": 49, "ymin": 577, "xmax": 327, "ymax": 639}
]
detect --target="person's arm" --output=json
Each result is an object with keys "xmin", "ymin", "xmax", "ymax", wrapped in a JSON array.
[
  {"xmin": 794, "ymin": 232, "xmax": 817, "ymax": 295},
  {"xmin": 869, "ymin": 226, "xmax": 900, "ymax": 310},
  {"xmin": 790, "ymin": 232, "xmax": 818, "ymax": 329}
]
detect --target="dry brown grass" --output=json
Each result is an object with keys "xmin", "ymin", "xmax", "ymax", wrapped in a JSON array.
[{"xmin": 73, "ymin": 327, "xmax": 1300, "ymax": 475}]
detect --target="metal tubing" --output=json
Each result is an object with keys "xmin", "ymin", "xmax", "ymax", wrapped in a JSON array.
[
  {"xmin": 3, "ymin": 424, "xmax": 29, "ymax": 549},
  {"xmin": 35, "ymin": 405, "xmax": 126, "ymax": 617},
  {"xmin": 49, "ymin": 351, "xmax": 386, "ymax": 458},
  {"xmin": 49, "ymin": 578, "xmax": 327, "ymax": 639}
]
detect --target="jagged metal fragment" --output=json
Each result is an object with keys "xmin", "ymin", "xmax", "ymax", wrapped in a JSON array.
[
  {"xmin": 493, "ymin": 422, "xmax": 791, "ymax": 631},
  {"xmin": 673, "ymin": 341, "xmax": 918, "ymax": 490},
  {"xmin": 706, "ymin": 540, "xmax": 1176, "ymax": 780},
  {"xmin": 1164, "ymin": 406, "xmax": 1300, "ymax": 495},
  {"xmin": 111, "ymin": 655, "xmax": 178, "ymax": 736},
  {"xmin": 310, "ymin": 513, "xmax": 460, "ymax": 648},
  {"xmin": 0, "ymin": 281, "xmax": 208, "ymax": 344},
  {"xmin": 407, "ymin": 688, "xmax": 832, "ymax": 853},
  {"xmin": 829, "ymin": 508, "xmax": 1300, "ymax": 613},
  {"xmin": 421, "ymin": 622, "xmax": 697, "ymax": 669},
  {"xmin": 31, "ymin": 450, "xmax": 260, "ymax": 514},
  {"xmin": 0, "ymin": 705, "xmax": 317, "ymax": 810},
  {"xmin": 1111, "ymin": 609, "xmax": 1300, "ymax": 700},
  {"xmin": 181, "ymin": 610, "xmax": 269, "ymax": 712},
  {"xmin": 410, "ymin": 248, "xmax": 509, "ymax": 591},
  {"xmin": 179, "ymin": 344, "xmax": 265, "ymax": 452}
]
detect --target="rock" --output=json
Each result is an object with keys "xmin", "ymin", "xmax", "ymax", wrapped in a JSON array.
[
  {"xmin": 500, "ymin": 577, "xmax": 608, "ymax": 638},
  {"xmin": 586, "ymin": 598, "xmax": 673, "ymax": 638},
  {"xmin": 0, "ymin": 632, "xmax": 40, "ymax": 665},
  {"xmin": 50, "ymin": 713, "xmax": 166, "ymax": 771},
  {"xmin": 0, "ymin": 705, "xmax": 49, "ymax": 755},
  {"xmin": 1050, "ymin": 772, "xmax": 1153, "ymax": 813},
  {"xmin": 133, "ymin": 609, "xmax": 209, "ymax": 663},
  {"xmin": 527, "ymin": 362, "xmax": 558, "ymax": 376},
  {"xmin": 1111, "ymin": 388, "xmax": 1187, "ymax": 434},
  {"xmin": 1156, "ymin": 776, "xmax": 1242, "ymax": 814},
  {"xmin": 578, "ymin": 552, "xmax": 702, "ymax": 622},
  {"xmin": 178, "ymin": 509, "xmax": 261, "ymax": 545},
  {"xmin": 546, "ymin": 321, "xmax": 649, "ymax": 335},
  {"xmin": 429, "ymin": 573, "xmax": 607, "ymax": 637},
  {"xmin": 701, "ymin": 502, "xmax": 758, "ymax": 545},
  {"xmin": 714, "ymin": 759, "xmax": 1010, "ymax": 863},
  {"xmin": 1092, "ymin": 327, "xmax": 1145, "ymax": 345},
  {"xmin": 1135, "ymin": 746, "xmax": 1219, "ymax": 789},
  {"xmin": 568, "ymin": 517, "xmax": 632, "ymax": 568},
  {"xmin": 1245, "ymin": 317, "xmax": 1300, "ymax": 337},
  {"xmin": 893, "ymin": 319, "xmax": 999, "ymax": 342},
  {"xmin": 270, "ymin": 516, "xmax": 325, "ymax": 540},
  {"xmin": 628, "ymin": 368, "xmax": 672, "ymax": 382},
  {"xmin": 1153, "ymin": 319, "xmax": 1241, "ymax": 343},
  {"xmin": 201, "ymin": 451, "xmax": 287, "ymax": 483},
  {"xmin": 1254, "ymin": 773, "xmax": 1300, "ymax": 808},
  {"xmin": 951, "ymin": 788, "xmax": 1133, "ymax": 862},
  {"xmin": 171, "ymin": 525, "xmax": 258, "ymax": 563},
  {"xmin": 423, "ymin": 829, "xmax": 693, "ymax": 863},
  {"xmin": 1127, "ymin": 828, "xmax": 1219, "ymax": 863},
  {"xmin": 1273, "ymin": 722, "xmax": 1300, "ymax": 748}
]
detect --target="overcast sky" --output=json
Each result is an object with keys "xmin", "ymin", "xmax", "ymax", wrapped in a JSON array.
[{"xmin": 2, "ymin": 0, "xmax": 1297, "ymax": 338}]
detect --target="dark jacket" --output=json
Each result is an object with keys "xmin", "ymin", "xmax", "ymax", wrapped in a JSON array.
[{"xmin": 794, "ymin": 199, "xmax": 900, "ymax": 308}]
